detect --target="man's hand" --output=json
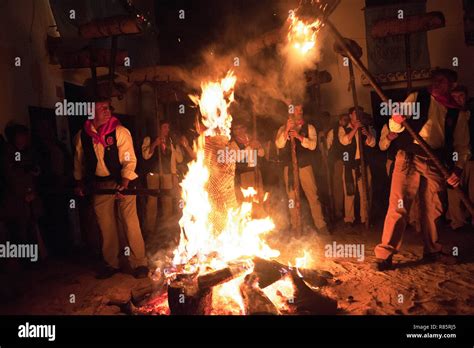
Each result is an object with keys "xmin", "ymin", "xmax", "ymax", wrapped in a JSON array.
[
  {"xmin": 446, "ymin": 171, "xmax": 461, "ymax": 188},
  {"xmin": 249, "ymin": 140, "xmax": 261, "ymax": 149},
  {"xmin": 352, "ymin": 120, "xmax": 363, "ymax": 130},
  {"xmin": 179, "ymin": 135, "xmax": 190, "ymax": 148},
  {"xmin": 286, "ymin": 119, "xmax": 295, "ymax": 132},
  {"xmin": 392, "ymin": 114, "xmax": 406, "ymax": 125},
  {"xmin": 116, "ymin": 179, "xmax": 130, "ymax": 199},
  {"xmin": 361, "ymin": 127, "xmax": 374, "ymax": 141},
  {"xmin": 151, "ymin": 137, "xmax": 163, "ymax": 150},
  {"xmin": 386, "ymin": 132, "xmax": 399, "ymax": 141},
  {"xmin": 288, "ymin": 130, "xmax": 303, "ymax": 142}
]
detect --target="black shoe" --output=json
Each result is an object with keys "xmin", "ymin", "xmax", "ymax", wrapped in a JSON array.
[
  {"xmin": 133, "ymin": 266, "xmax": 149, "ymax": 279},
  {"xmin": 372, "ymin": 257, "xmax": 393, "ymax": 271},
  {"xmin": 96, "ymin": 266, "xmax": 119, "ymax": 279},
  {"xmin": 423, "ymin": 252, "xmax": 457, "ymax": 265}
]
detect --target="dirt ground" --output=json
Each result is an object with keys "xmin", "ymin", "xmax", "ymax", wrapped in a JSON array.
[{"xmin": 1, "ymin": 220, "xmax": 473, "ymax": 315}]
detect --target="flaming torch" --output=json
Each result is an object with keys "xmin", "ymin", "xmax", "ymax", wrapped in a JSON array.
[{"xmin": 287, "ymin": 9, "xmax": 322, "ymax": 57}]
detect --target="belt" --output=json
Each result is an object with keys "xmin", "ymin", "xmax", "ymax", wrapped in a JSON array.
[{"xmin": 94, "ymin": 175, "xmax": 115, "ymax": 182}]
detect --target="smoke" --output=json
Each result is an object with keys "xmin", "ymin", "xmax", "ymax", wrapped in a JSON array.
[{"xmin": 169, "ymin": 1, "xmax": 325, "ymax": 127}]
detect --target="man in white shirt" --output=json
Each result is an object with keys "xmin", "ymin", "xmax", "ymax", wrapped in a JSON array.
[
  {"xmin": 275, "ymin": 105, "xmax": 328, "ymax": 235},
  {"xmin": 374, "ymin": 69, "xmax": 470, "ymax": 270},
  {"xmin": 338, "ymin": 107, "xmax": 376, "ymax": 227},
  {"xmin": 141, "ymin": 120, "xmax": 183, "ymax": 233},
  {"xmin": 74, "ymin": 100, "xmax": 148, "ymax": 279}
]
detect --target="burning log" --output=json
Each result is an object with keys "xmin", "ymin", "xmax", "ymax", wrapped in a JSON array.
[
  {"xmin": 252, "ymin": 257, "xmax": 331, "ymax": 289},
  {"xmin": 168, "ymin": 261, "xmax": 251, "ymax": 315},
  {"xmin": 168, "ymin": 273, "xmax": 213, "ymax": 315},
  {"xmin": 252, "ymin": 257, "xmax": 337, "ymax": 314},
  {"xmin": 131, "ymin": 282, "xmax": 155, "ymax": 307},
  {"xmin": 290, "ymin": 270, "xmax": 338, "ymax": 315},
  {"xmin": 240, "ymin": 274, "xmax": 279, "ymax": 315}
]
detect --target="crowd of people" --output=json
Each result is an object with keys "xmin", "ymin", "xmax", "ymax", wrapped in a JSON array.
[{"xmin": 0, "ymin": 68, "xmax": 472, "ymax": 278}]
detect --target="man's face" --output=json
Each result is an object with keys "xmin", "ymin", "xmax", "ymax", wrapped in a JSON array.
[
  {"xmin": 349, "ymin": 110, "xmax": 358, "ymax": 123},
  {"xmin": 160, "ymin": 123, "xmax": 170, "ymax": 137},
  {"xmin": 431, "ymin": 75, "xmax": 452, "ymax": 96},
  {"xmin": 294, "ymin": 105, "xmax": 303, "ymax": 120},
  {"xmin": 451, "ymin": 91, "xmax": 466, "ymax": 108},
  {"xmin": 340, "ymin": 115, "xmax": 350, "ymax": 126},
  {"xmin": 233, "ymin": 125, "xmax": 247, "ymax": 138},
  {"xmin": 94, "ymin": 102, "xmax": 112, "ymax": 126}
]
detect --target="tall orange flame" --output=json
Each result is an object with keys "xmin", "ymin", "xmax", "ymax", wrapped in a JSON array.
[{"xmin": 189, "ymin": 70, "xmax": 236, "ymax": 138}]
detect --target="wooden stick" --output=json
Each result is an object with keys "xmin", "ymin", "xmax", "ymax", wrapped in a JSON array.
[
  {"xmin": 325, "ymin": 19, "xmax": 474, "ymax": 217},
  {"xmin": 290, "ymin": 135, "xmax": 303, "ymax": 237},
  {"xmin": 348, "ymin": 60, "xmax": 370, "ymax": 229}
]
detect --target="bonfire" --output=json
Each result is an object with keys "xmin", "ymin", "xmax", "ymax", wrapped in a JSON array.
[{"xmin": 138, "ymin": 69, "xmax": 337, "ymax": 315}]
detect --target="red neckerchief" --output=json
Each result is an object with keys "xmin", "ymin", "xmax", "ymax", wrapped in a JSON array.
[
  {"xmin": 84, "ymin": 116, "xmax": 120, "ymax": 147},
  {"xmin": 428, "ymin": 87, "xmax": 460, "ymax": 109},
  {"xmin": 295, "ymin": 119, "xmax": 305, "ymax": 127}
]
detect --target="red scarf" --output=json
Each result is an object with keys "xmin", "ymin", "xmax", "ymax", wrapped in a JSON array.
[
  {"xmin": 84, "ymin": 116, "xmax": 120, "ymax": 147},
  {"xmin": 428, "ymin": 87, "xmax": 459, "ymax": 109}
]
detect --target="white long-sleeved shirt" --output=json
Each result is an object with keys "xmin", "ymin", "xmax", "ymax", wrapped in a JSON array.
[
  {"xmin": 275, "ymin": 123, "xmax": 317, "ymax": 150},
  {"xmin": 74, "ymin": 124, "xmax": 138, "ymax": 181},
  {"xmin": 388, "ymin": 92, "xmax": 471, "ymax": 168},
  {"xmin": 379, "ymin": 123, "xmax": 393, "ymax": 152},
  {"xmin": 326, "ymin": 129, "xmax": 334, "ymax": 150},
  {"xmin": 338, "ymin": 124, "xmax": 376, "ymax": 160},
  {"xmin": 141, "ymin": 136, "xmax": 183, "ymax": 174}
]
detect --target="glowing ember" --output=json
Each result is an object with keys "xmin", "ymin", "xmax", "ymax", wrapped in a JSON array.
[
  {"xmin": 287, "ymin": 9, "xmax": 322, "ymax": 56},
  {"xmin": 262, "ymin": 274, "xmax": 297, "ymax": 314}
]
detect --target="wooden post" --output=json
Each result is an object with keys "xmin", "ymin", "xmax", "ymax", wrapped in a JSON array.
[
  {"xmin": 154, "ymin": 86, "xmax": 163, "ymax": 175},
  {"xmin": 348, "ymin": 60, "xmax": 370, "ymax": 229},
  {"xmin": 404, "ymin": 34, "xmax": 412, "ymax": 93},
  {"xmin": 290, "ymin": 134, "xmax": 302, "ymax": 237},
  {"xmin": 108, "ymin": 36, "xmax": 118, "ymax": 96}
]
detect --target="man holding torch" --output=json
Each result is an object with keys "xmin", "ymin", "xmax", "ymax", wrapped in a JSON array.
[
  {"xmin": 373, "ymin": 69, "xmax": 470, "ymax": 271},
  {"xmin": 275, "ymin": 104, "xmax": 328, "ymax": 236}
]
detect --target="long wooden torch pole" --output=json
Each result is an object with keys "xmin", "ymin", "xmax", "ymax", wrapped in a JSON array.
[
  {"xmin": 348, "ymin": 60, "xmax": 370, "ymax": 229},
  {"xmin": 325, "ymin": 19, "xmax": 474, "ymax": 217},
  {"xmin": 291, "ymin": 133, "xmax": 303, "ymax": 237}
]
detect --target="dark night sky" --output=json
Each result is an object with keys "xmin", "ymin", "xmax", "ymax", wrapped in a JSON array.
[{"xmin": 155, "ymin": 0, "xmax": 295, "ymax": 65}]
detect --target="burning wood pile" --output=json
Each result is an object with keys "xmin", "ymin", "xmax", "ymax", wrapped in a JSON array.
[{"xmin": 135, "ymin": 70, "xmax": 338, "ymax": 315}]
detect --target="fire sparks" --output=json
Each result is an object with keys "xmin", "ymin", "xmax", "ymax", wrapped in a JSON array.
[
  {"xmin": 189, "ymin": 70, "xmax": 237, "ymax": 138},
  {"xmin": 287, "ymin": 9, "xmax": 322, "ymax": 56}
]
